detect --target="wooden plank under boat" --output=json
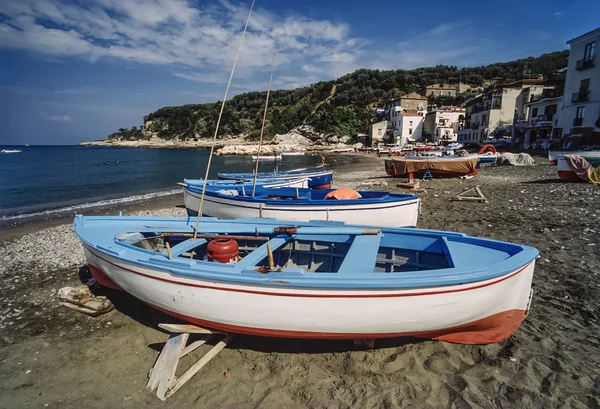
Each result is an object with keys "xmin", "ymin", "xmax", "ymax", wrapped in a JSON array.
[
  {"xmin": 74, "ymin": 215, "xmax": 538, "ymax": 344},
  {"xmin": 182, "ymin": 185, "xmax": 420, "ymax": 227},
  {"xmin": 218, "ymin": 169, "xmax": 333, "ymax": 189},
  {"xmin": 384, "ymin": 156, "xmax": 480, "ymax": 178}
]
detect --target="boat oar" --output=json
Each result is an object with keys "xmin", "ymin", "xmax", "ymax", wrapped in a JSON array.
[{"xmin": 272, "ymin": 226, "xmax": 380, "ymax": 236}]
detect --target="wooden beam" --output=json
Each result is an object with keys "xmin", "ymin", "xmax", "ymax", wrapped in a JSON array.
[
  {"xmin": 158, "ymin": 323, "xmax": 225, "ymax": 334},
  {"xmin": 166, "ymin": 334, "xmax": 236, "ymax": 398},
  {"xmin": 147, "ymin": 332, "xmax": 189, "ymax": 401}
]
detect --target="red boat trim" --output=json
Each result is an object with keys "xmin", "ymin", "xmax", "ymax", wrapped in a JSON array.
[
  {"xmin": 148, "ymin": 303, "xmax": 528, "ymax": 343},
  {"xmin": 89, "ymin": 249, "xmax": 531, "ymax": 298}
]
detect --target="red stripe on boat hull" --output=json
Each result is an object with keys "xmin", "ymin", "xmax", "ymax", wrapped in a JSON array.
[
  {"xmin": 150, "ymin": 303, "xmax": 527, "ymax": 344},
  {"xmin": 89, "ymin": 264, "xmax": 123, "ymax": 291},
  {"xmin": 89, "ymin": 257, "xmax": 530, "ymax": 344},
  {"xmin": 557, "ymin": 170, "xmax": 583, "ymax": 182}
]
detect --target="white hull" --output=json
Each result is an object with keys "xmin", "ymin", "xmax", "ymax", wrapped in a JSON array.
[
  {"xmin": 549, "ymin": 150, "xmax": 600, "ymax": 164},
  {"xmin": 83, "ymin": 245, "xmax": 534, "ymax": 340},
  {"xmin": 184, "ymin": 190, "xmax": 420, "ymax": 227},
  {"xmin": 281, "ymin": 152, "xmax": 305, "ymax": 156},
  {"xmin": 252, "ymin": 155, "xmax": 281, "ymax": 160}
]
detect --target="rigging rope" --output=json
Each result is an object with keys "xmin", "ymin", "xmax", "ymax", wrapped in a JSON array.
[
  {"xmin": 252, "ymin": 48, "xmax": 277, "ymax": 196},
  {"xmin": 193, "ymin": 0, "xmax": 255, "ymax": 240}
]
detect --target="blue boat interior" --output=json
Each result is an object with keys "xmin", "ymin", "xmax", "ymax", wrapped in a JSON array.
[{"xmin": 201, "ymin": 185, "xmax": 416, "ymax": 204}]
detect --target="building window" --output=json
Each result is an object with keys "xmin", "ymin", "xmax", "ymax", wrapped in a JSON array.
[
  {"xmin": 584, "ymin": 41, "xmax": 596, "ymax": 62},
  {"xmin": 409, "ymin": 128, "xmax": 413, "ymax": 135},
  {"xmin": 409, "ymin": 121, "xmax": 413, "ymax": 126},
  {"xmin": 377, "ymin": 129, "xmax": 382, "ymax": 136},
  {"xmin": 576, "ymin": 106, "xmax": 585, "ymax": 118},
  {"xmin": 531, "ymin": 107, "xmax": 538, "ymax": 117},
  {"xmin": 447, "ymin": 91, "xmax": 452, "ymax": 95}
]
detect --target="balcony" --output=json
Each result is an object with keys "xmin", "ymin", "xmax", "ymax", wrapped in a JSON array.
[
  {"xmin": 470, "ymin": 122, "xmax": 480, "ymax": 130},
  {"xmin": 576, "ymin": 56, "xmax": 596, "ymax": 71},
  {"xmin": 572, "ymin": 90, "xmax": 590, "ymax": 103},
  {"xmin": 573, "ymin": 117, "xmax": 583, "ymax": 127}
]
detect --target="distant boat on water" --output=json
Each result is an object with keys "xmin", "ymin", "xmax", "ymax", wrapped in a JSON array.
[
  {"xmin": 281, "ymin": 151, "xmax": 305, "ymax": 156},
  {"xmin": 1, "ymin": 149, "xmax": 21, "ymax": 153},
  {"xmin": 252, "ymin": 154, "xmax": 281, "ymax": 160}
]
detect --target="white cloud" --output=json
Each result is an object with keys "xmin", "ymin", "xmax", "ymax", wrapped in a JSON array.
[
  {"xmin": 553, "ymin": 11, "xmax": 564, "ymax": 19},
  {"xmin": 40, "ymin": 111, "xmax": 73, "ymax": 121}
]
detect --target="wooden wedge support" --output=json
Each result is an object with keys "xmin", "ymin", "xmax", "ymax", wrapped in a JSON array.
[
  {"xmin": 450, "ymin": 185, "xmax": 488, "ymax": 203},
  {"xmin": 147, "ymin": 324, "xmax": 235, "ymax": 400}
]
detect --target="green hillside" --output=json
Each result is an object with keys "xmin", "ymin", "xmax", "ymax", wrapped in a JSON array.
[{"xmin": 107, "ymin": 50, "xmax": 568, "ymax": 142}]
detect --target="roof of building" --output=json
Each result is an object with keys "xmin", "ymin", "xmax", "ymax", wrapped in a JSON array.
[
  {"xmin": 567, "ymin": 27, "xmax": 600, "ymax": 45},
  {"xmin": 386, "ymin": 92, "xmax": 427, "ymax": 103}
]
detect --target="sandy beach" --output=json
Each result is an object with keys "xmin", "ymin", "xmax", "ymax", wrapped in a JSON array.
[{"xmin": 1, "ymin": 154, "xmax": 599, "ymax": 409}]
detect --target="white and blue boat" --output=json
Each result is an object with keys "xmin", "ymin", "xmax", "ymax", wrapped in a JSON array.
[
  {"xmin": 182, "ymin": 185, "xmax": 420, "ymax": 227},
  {"xmin": 218, "ymin": 169, "xmax": 333, "ymax": 189},
  {"xmin": 74, "ymin": 215, "xmax": 538, "ymax": 344}
]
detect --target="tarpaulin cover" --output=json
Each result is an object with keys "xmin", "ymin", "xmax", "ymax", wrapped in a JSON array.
[
  {"xmin": 324, "ymin": 188, "xmax": 362, "ymax": 200},
  {"xmin": 494, "ymin": 153, "xmax": 535, "ymax": 166},
  {"xmin": 564, "ymin": 155, "xmax": 600, "ymax": 184},
  {"xmin": 384, "ymin": 157, "xmax": 479, "ymax": 177}
]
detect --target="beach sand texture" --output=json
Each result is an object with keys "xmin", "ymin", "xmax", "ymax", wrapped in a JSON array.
[{"xmin": 0, "ymin": 156, "xmax": 599, "ymax": 409}]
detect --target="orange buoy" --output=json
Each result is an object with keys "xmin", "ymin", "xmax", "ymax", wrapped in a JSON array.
[
  {"xmin": 324, "ymin": 188, "xmax": 362, "ymax": 200},
  {"xmin": 207, "ymin": 238, "xmax": 239, "ymax": 263}
]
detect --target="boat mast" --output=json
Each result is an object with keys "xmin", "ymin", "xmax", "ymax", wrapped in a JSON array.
[
  {"xmin": 193, "ymin": 0, "xmax": 255, "ymax": 240},
  {"xmin": 252, "ymin": 48, "xmax": 277, "ymax": 196}
]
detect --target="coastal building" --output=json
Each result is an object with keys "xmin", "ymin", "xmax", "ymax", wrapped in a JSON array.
[
  {"xmin": 425, "ymin": 83, "xmax": 472, "ymax": 97},
  {"xmin": 462, "ymin": 79, "xmax": 564, "ymax": 145},
  {"xmin": 388, "ymin": 109, "xmax": 424, "ymax": 144},
  {"xmin": 426, "ymin": 83, "xmax": 457, "ymax": 97},
  {"xmin": 369, "ymin": 120, "xmax": 388, "ymax": 147},
  {"xmin": 384, "ymin": 92, "xmax": 427, "ymax": 142},
  {"xmin": 523, "ymin": 96, "xmax": 563, "ymax": 149},
  {"xmin": 556, "ymin": 27, "xmax": 600, "ymax": 147},
  {"xmin": 424, "ymin": 106, "xmax": 465, "ymax": 143}
]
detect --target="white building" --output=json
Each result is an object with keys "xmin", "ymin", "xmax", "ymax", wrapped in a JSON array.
[
  {"xmin": 424, "ymin": 107, "xmax": 465, "ymax": 143},
  {"xmin": 556, "ymin": 27, "xmax": 600, "ymax": 144},
  {"xmin": 369, "ymin": 120, "xmax": 388, "ymax": 147},
  {"xmin": 523, "ymin": 96, "xmax": 563, "ymax": 149},
  {"xmin": 389, "ymin": 108, "xmax": 424, "ymax": 143}
]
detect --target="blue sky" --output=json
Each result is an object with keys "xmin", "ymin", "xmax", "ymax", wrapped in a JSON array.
[{"xmin": 0, "ymin": 0, "xmax": 599, "ymax": 145}]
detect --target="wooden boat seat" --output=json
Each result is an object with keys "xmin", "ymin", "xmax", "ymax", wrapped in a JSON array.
[
  {"xmin": 337, "ymin": 234, "xmax": 382, "ymax": 274},
  {"xmin": 165, "ymin": 239, "xmax": 207, "ymax": 258}
]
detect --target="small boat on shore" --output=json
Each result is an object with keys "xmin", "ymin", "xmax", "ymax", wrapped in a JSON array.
[
  {"xmin": 476, "ymin": 144, "xmax": 501, "ymax": 164},
  {"xmin": 75, "ymin": 215, "xmax": 537, "ymax": 344},
  {"xmin": 332, "ymin": 148, "xmax": 354, "ymax": 153},
  {"xmin": 384, "ymin": 156, "xmax": 480, "ymax": 178},
  {"xmin": 1, "ymin": 149, "xmax": 21, "ymax": 153},
  {"xmin": 252, "ymin": 154, "xmax": 281, "ymax": 160},
  {"xmin": 219, "ymin": 169, "xmax": 333, "ymax": 189},
  {"xmin": 183, "ymin": 185, "xmax": 420, "ymax": 227},
  {"xmin": 549, "ymin": 149, "xmax": 600, "ymax": 165},
  {"xmin": 557, "ymin": 155, "xmax": 600, "ymax": 183},
  {"xmin": 281, "ymin": 151, "xmax": 305, "ymax": 156}
]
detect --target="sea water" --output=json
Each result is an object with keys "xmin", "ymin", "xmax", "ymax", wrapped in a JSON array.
[{"xmin": 0, "ymin": 145, "xmax": 323, "ymax": 226}]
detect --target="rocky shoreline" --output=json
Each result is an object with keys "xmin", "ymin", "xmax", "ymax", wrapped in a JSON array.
[
  {"xmin": 80, "ymin": 125, "xmax": 358, "ymax": 155},
  {"xmin": 1, "ymin": 156, "xmax": 599, "ymax": 408}
]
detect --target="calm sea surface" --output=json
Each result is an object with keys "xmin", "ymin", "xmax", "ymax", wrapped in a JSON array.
[{"xmin": 0, "ymin": 145, "xmax": 325, "ymax": 226}]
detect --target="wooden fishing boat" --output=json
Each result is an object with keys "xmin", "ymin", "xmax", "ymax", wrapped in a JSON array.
[
  {"xmin": 74, "ymin": 215, "xmax": 538, "ymax": 344},
  {"xmin": 281, "ymin": 151, "xmax": 305, "ymax": 156},
  {"xmin": 1, "ymin": 149, "xmax": 21, "ymax": 153},
  {"xmin": 183, "ymin": 185, "xmax": 420, "ymax": 227},
  {"xmin": 476, "ymin": 144, "xmax": 501, "ymax": 164},
  {"xmin": 548, "ymin": 149, "xmax": 600, "ymax": 165},
  {"xmin": 180, "ymin": 177, "xmax": 309, "ymax": 190},
  {"xmin": 557, "ymin": 155, "xmax": 600, "ymax": 183},
  {"xmin": 384, "ymin": 156, "xmax": 480, "ymax": 178},
  {"xmin": 218, "ymin": 169, "xmax": 333, "ymax": 189}
]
